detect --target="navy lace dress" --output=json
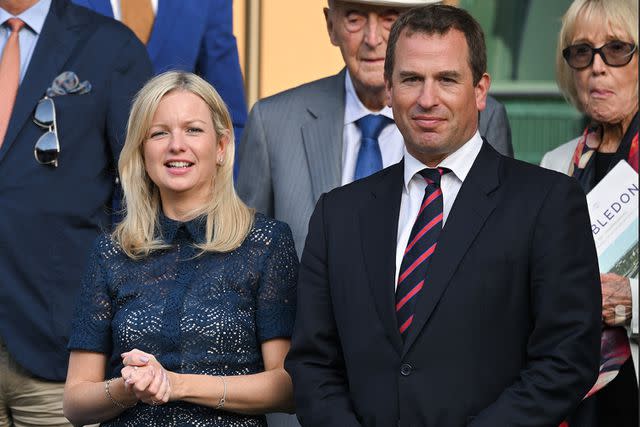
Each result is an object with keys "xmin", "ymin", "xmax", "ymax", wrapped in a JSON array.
[{"xmin": 68, "ymin": 213, "xmax": 298, "ymax": 427}]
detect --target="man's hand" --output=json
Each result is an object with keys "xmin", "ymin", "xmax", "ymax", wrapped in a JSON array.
[
  {"xmin": 121, "ymin": 349, "xmax": 172, "ymax": 406},
  {"xmin": 601, "ymin": 273, "xmax": 632, "ymax": 326}
]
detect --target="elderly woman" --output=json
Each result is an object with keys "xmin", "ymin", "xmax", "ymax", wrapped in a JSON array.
[
  {"xmin": 62, "ymin": 72, "xmax": 298, "ymax": 426},
  {"xmin": 541, "ymin": 0, "xmax": 638, "ymax": 425}
]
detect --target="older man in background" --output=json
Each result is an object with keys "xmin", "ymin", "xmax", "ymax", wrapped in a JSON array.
[{"xmin": 237, "ymin": 0, "xmax": 513, "ymax": 258}]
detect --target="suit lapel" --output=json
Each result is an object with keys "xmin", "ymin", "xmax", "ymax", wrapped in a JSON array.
[
  {"xmin": 0, "ymin": 0, "xmax": 77, "ymax": 164},
  {"xmin": 402, "ymin": 142, "xmax": 501, "ymax": 356},
  {"xmin": 301, "ymin": 70, "xmax": 346, "ymax": 201},
  {"xmin": 360, "ymin": 162, "xmax": 404, "ymax": 353},
  {"xmin": 146, "ymin": 0, "xmax": 182, "ymax": 64}
]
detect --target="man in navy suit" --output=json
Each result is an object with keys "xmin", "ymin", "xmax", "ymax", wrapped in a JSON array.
[
  {"xmin": 286, "ymin": 5, "xmax": 602, "ymax": 426},
  {"xmin": 74, "ymin": 0, "xmax": 248, "ymax": 152},
  {"xmin": 0, "ymin": 0, "xmax": 151, "ymax": 424}
]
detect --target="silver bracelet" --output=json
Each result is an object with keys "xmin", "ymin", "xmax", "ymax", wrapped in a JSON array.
[
  {"xmin": 216, "ymin": 376, "xmax": 227, "ymax": 409},
  {"xmin": 104, "ymin": 378, "xmax": 136, "ymax": 409}
]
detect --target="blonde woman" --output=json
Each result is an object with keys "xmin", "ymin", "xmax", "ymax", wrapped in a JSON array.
[
  {"xmin": 63, "ymin": 72, "xmax": 297, "ymax": 426},
  {"xmin": 541, "ymin": 0, "xmax": 638, "ymax": 425}
]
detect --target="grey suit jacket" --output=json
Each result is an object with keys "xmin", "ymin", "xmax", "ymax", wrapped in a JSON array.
[{"xmin": 237, "ymin": 70, "xmax": 513, "ymax": 257}]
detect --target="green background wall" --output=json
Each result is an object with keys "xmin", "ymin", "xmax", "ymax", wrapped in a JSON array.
[{"xmin": 460, "ymin": 0, "xmax": 584, "ymax": 164}]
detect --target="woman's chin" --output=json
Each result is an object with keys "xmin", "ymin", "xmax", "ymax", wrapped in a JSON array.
[{"xmin": 586, "ymin": 108, "xmax": 626, "ymax": 126}]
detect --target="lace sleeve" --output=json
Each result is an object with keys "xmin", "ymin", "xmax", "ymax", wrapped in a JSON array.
[
  {"xmin": 255, "ymin": 221, "xmax": 298, "ymax": 342},
  {"xmin": 67, "ymin": 234, "xmax": 114, "ymax": 354}
]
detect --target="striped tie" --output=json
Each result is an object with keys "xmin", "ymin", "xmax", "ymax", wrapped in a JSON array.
[{"xmin": 396, "ymin": 168, "xmax": 448, "ymax": 338}]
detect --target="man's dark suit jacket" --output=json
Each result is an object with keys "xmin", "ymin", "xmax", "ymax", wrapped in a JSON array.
[
  {"xmin": 0, "ymin": 0, "xmax": 151, "ymax": 381},
  {"xmin": 285, "ymin": 142, "xmax": 602, "ymax": 427}
]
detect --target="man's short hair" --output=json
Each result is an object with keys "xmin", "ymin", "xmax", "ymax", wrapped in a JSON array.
[{"xmin": 384, "ymin": 4, "xmax": 487, "ymax": 85}]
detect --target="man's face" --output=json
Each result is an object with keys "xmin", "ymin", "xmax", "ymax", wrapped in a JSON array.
[
  {"xmin": 386, "ymin": 29, "xmax": 489, "ymax": 166},
  {"xmin": 325, "ymin": 1, "xmax": 403, "ymax": 93}
]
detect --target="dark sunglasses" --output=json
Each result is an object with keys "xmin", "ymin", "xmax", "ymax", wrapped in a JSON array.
[
  {"xmin": 562, "ymin": 40, "xmax": 637, "ymax": 70},
  {"xmin": 33, "ymin": 96, "xmax": 60, "ymax": 167}
]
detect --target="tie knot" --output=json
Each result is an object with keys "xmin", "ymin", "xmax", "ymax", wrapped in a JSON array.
[
  {"xmin": 5, "ymin": 18, "xmax": 25, "ymax": 32},
  {"xmin": 419, "ymin": 167, "xmax": 449, "ymax": 186},
  {"xmin": 356, "ymin": 114, "xmax": 391, "ymax": 140}
]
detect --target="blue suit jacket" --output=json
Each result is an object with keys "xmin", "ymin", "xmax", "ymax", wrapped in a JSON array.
[
  {"xmin": 0, "ymin": 0, "xmax": 152, "ymax": 381},
  {"xmin": 73, "ymin": 0, "xmax": 248, "ymax": 147}
]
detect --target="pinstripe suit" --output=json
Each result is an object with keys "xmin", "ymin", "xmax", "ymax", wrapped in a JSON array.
[{"xmin": 237, "ymin": 69, "xmax": 512, "ymax": 257}]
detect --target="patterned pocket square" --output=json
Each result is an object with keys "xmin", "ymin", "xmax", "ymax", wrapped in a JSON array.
[{"xmin": 46, "ymin": 71, "xmax": 92, "ymax": 97}]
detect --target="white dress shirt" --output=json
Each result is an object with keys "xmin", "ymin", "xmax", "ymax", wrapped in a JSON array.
[
  {"xmin": 0, "ymin": 0, "xmax": 51, "ymax": 83},
  {"xmin": 394, "ymin": 131, "xmax": 483, "ymax": 288},
  {"xmin": 341, "ymin": 72, "xmax": 404, "ymax": 185}
]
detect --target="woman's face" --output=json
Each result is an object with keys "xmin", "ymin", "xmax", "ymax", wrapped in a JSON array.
[
  {"xmin": 571, "ymin": 15, "xmax": 638, "ymax": 127},
  {"xmin": 143, "ymin": 90, "xmax": 227, "ymax": 214}
]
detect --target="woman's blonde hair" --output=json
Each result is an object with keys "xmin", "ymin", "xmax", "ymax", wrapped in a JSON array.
[
  {"xmin": 556, "ymin": 0, "xmax": 639, "ymax": 111},
  {"xmin": 113, "ymin": 71, "xmax": 254, "ymax": 258}
]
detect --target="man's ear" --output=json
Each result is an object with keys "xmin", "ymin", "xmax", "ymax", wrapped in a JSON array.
[
  {"xmin": 324, "ymin": 7, "xmax": 339, "ymax": 46},
  {"xmin": 385, "ymin": 79, "xmax": 393, "ymax": 107},
  {"xmin": 474, "ymin": 73, "xmax": 491, "ymax": 112}
]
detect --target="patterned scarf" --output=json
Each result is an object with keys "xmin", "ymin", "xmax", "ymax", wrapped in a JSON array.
[
  {"xmin": 570, "ymin": 112, "xmax": 639, "ymax": 186},
  {"xmin": 571, "ymin": 111, "xmax": 639, "ymax": 398}
]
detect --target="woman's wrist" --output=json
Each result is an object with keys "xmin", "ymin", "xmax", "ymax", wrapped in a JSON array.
[
  {"xmin": 165, "ymin": 372, "xmax": 226, "ymax": 406},
  {"xmin": 167, "ymin": 371, "xmax": 182, "ymax": 401},
  {"xmin": 216, "ymin": 376, "xmax": 227, "ymax": 409},
  {"xmin": 105, "ymin": 377, "xmax": 138, "ymax": 408}
]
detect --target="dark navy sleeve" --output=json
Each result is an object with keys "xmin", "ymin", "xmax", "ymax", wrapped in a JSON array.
[
  {"xmin": 67, "ymin": 235, "xmax": 114, "ymax": 354},
  {"xmin": 255, "ymin": 222, "xmax": 298, "ymax": 342}
]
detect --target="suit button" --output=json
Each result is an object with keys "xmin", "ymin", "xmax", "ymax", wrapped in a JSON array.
[{"xmin": 400, "ymin": 363, "xmax": 412, "ymax": 376}]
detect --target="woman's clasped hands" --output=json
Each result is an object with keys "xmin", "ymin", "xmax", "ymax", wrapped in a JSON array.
[{"xmin": 121, "ymin": 349, "xmax": 172, "ymax": 406}]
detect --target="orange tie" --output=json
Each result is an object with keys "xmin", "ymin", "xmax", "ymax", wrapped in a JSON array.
[
  {"xmin": 121, "ymin": 0, "xmax": 154, "ymax": 44},
  {"xmin": 0, "ymin": 18, "xmax": 25, "ymax": 147}
]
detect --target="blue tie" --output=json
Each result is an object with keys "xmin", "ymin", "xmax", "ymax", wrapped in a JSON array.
[{"xmin": 354, "ymin": 114, "xmax": 391, "ymax": 181}]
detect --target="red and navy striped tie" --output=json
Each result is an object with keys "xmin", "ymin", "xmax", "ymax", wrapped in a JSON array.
[{"xmin": 396, "ymin": 168, "xmax": 448, "ymax": 338}]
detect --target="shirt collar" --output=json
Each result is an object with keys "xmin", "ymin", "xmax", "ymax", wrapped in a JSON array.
[
  {"xmin": 0, "ymin": 0, "xmax": 51, "ymax": 35},
  {"xmin": 344, "ymin": 71, "xmax": 394, "ymax": 125},
  {"xmin": 403, "ymin": 130, "xmax": 483, "ymax": 191},
  {"xmin": 158, "ymin": 213, "xmax": 207, "ymax": 244}
]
